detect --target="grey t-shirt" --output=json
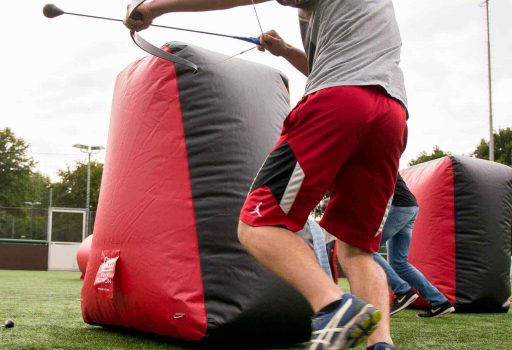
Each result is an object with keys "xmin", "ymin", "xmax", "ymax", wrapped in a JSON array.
[{"xmin": 277, "ymin": 0, "xmax": 407, "ymax": 108}]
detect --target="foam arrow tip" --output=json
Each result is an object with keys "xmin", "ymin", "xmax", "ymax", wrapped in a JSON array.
[{"xmin": 43, "ymin": 4, "xmax": 64, "ymax": 18}]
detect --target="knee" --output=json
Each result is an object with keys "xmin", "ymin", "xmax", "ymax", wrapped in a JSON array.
[
  {"xmin": 237, "ymin": 221, "xmax": 255, "ymax": 247},
  {"xmin": 390, "ymin": 259, "xmax": 409, "ymax": 273},
  {"xmin": 336, "ymin": 240, "xmax": 374, "ymax": 272},
  {"xmin": 337, "ymin": 240, "xmax": 372, "ymax": 261}
]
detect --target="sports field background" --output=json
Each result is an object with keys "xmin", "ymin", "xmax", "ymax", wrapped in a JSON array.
[{"xmin": 0, "ymin": 270, "xmax": 510, "ymax": 350}]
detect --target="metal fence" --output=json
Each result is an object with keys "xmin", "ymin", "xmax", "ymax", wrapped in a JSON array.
[{"xmin": 0, "ymin": 207, "xmax": 96, "ymax": 241}]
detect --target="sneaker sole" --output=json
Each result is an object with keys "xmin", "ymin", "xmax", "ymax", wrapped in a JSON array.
[
  {"xmin": 417, "ymin": 306, "xmax": 455, "ymax": 318},
  {"xmin": 332, "ymin": 305, "xmax": 382, "ymax": 350},
  {"xmin": 431, "ymin": 306, "xmax": 455, "ymax": 318},
  {"xmin": 390, "ymin": 293, "xmax": 419, "ymax": 316}
]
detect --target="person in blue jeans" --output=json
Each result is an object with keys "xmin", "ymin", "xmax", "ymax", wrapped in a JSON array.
[{"xmin": 373, "ymin": 174, "xmax": 455, "ymax": 318}]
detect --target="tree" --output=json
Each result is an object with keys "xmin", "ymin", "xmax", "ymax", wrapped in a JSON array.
[
  {"xmin": 50, "ymin": 161, "xmax": 104, "ymax": 239},
  {"xmin": 408, "ymin": 146, "xmax": 449, "ymax": 166},
  {"xmin": 26, "ymin": 172, "xmax": 52, "ymax": 205},
  {"xmin": 51, "ymin": 161, "xmax": 104, "ymax": 211},
  {"xmin": 312, "ymin": 193, "xmax": 330, "ymax": 219},
  {"xmin": 0, "ymin": 129, "xmax": 50, "ymax": 240},
  {"xmin": 0, "ymin": 128, "xmax": 45, "ymax": 207},
  {"xmin": 472, "ymin": 128, "xmax": 512, "ymax": 166}
]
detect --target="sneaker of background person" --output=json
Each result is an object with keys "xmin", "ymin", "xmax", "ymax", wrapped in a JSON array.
[
  {"xmin": 417, "ymin": 300, "xmax": 455, "ymax": 318},
  {"xmin": 390, "ymin": 289, "xmax": 419, "ymax": 316},
  {"xmin": 309, "ymin": 294, "xmax": 381, "ymax": 350}
]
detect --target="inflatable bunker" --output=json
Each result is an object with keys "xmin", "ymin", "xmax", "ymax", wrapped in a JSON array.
[
  {"xmin": 77, "ymin": 234, "xmax": 93, "ymax": 279},
  {"xmin": 402, "ymin": 155, "xmax": 512, "ymax": 312},
  {"xmin": 81, "ymin": 43, "xmax": 313, "ymax": 345}
]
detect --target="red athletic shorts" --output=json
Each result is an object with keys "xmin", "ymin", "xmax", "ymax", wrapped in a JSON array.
[{"xmin": 240, "ymin": 86, "xmax": 407, "ymax": 252}]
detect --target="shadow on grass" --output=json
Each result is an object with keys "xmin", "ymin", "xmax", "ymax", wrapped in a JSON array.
[{"xmin": 85, "ymin": 325, "xmax": 306, "ymax": 350}]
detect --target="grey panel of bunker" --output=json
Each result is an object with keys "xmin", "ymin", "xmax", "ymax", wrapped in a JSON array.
[
  {"xmin": 451, "ymin": 155, "xmax": 512, "ymax": 312},
  {"xmin": 167, "ymin": 42, "xmax": 312, "ymax": 345}
]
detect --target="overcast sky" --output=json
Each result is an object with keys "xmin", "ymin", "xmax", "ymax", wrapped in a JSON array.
[{"xmin": 1, "ymin": 0, "xmax": 510, "ymax": 181}]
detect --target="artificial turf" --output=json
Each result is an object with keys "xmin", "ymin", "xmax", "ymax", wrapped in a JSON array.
[{"xmin": 0, "ymin": 270, "xmax": 510, "ymax": 350}]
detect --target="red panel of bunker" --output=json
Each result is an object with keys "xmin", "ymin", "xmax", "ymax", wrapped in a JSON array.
[
  {"xmin": 80, "ymin": 54, "xmax": 207, "ymax": 340},
  {"xmin": 401, "ymin": 157, "xmax": 456, "ymax": 306}
]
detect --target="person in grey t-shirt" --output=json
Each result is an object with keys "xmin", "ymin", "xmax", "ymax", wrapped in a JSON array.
[
  {"xmin": 125, "ymin": 1, "xmax": 407, "ymax": 349},
  {"xmin": 275, "ymin": 0, "xmax": 407, "ymax": 107}
]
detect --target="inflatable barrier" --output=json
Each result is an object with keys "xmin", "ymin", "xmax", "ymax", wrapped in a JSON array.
[
  {"xmin": 81, "ymin": 42, "xmax": 313, "ymax": 345},
  {"xmin": 77, "ymin": 234, "xmax": 93, "ymax": 279},
  {"xmin": 402, "ymin": 155, "xmax": 512, "ymax": 312}
]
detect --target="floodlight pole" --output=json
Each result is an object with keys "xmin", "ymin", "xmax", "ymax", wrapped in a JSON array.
[
  {"xmin": 73, "ymin": 144, "xmax": 104, "ymax": 236},
  {"xmin": 484, "ymin": 0, "xmax": 494, "ymax": 161}
]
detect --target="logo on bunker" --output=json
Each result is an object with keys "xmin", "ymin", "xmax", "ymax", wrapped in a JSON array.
[{"xmin": 250, "ymin": 202, "xmax": 263, "ymax": 217}]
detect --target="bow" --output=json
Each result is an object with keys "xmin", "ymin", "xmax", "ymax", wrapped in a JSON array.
[
  {"xmin": 128, "ymin": 0, "xmax": 264, "ymax": 73},
  {"xmin": 128, "ymin": 0, "xmax": 198, "ymax": 72}
]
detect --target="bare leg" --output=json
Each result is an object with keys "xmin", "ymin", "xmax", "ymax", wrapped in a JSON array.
[
  {"xmin": 336, "ymin": 240, "xmax": 393, "ymax": 346},
  {"xmin": 238, "ymin": 221, "xmax": 341, "ymax": 312}
]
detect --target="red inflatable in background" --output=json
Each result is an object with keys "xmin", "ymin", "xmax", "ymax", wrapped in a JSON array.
[
  {"xmin": 76, "ymin": 234, "xmax": 93, "ymax": 280},
  {"xmin": 402, "ymin": 155, "xmax": 512, "ymax": 312}
]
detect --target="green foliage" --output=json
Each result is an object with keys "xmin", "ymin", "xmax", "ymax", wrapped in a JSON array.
[
  {"xmin": 27, "ymin": 172, "xmax": 52, "ymax": 205},
  {"xmin": 0, "ymin": 128, "xmax": 50, "ymax": 210},
  {"xmin": 50, "ymin": 211, "xmax": 87, "ymax": 242},
  {"xmin": 0, "ymin": 171, "xmax": 49, "ymax": 240},
  {"xmin": 472, "ymin": 127, "xmax": 512, "ymax": 166},
  {"xmin": 51, "ymin": 161, "xmax": 103, "ymax": 210},
  {"xmin": 408, "ymin": 145, "xmax": 449, "ymax": 166},
  {"xmin": 0, "ymin": 128, "xmax": 35, "ymax": 206},
  {"xmin": 312, "ymin": 193, "xmax": 330, "ymax": 219}
]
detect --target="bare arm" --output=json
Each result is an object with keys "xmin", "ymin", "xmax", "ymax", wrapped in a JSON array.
[
  {"xmin": 258, "ymin": 30, "xmax": 309, "ymax": 76},
  {"xmin": 125, "ymin": 0, "xmax": 270, "ymax": 32},
  {"xmin": 150, "ymin": 0, "xmax": 269, "ymax": 14}
]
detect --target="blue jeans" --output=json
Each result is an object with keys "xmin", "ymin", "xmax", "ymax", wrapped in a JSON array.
[
  {"xmin": 308, "ymin": 219, "xmax": 333, "ymax": 278},
  {"xmin": 373, "ymin": 205, "xmax": 447, "ymax": 306},
  {"xmin": 297, "ymin": 219, "xmax": 332, "ymax": 278}
]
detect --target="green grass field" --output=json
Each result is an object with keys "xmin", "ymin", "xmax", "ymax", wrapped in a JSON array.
[{"xmin": 0, "ymin": 270, "xmax": 510, "ymax": 350}]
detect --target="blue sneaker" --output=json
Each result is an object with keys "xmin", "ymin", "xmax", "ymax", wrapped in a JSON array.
[
  {"xmin": 367, "ymin": 342, "xmax": 395, "ymax": 350},
  {"xmin": 309, "ymin": 294, "xmax": 381, "ymax": 350}
]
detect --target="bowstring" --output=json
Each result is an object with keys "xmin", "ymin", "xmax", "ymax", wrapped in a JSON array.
[
  {"xmin": 217, "ymin": 0, "xmax": 263, "ymax": 63},
  {"xmin": 201, "ymin": 1, "xmax": 264, "ymax": 70},
  {"xmin": 251, "ymin": 0, "xmax": 264, "ymax": 37}
]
